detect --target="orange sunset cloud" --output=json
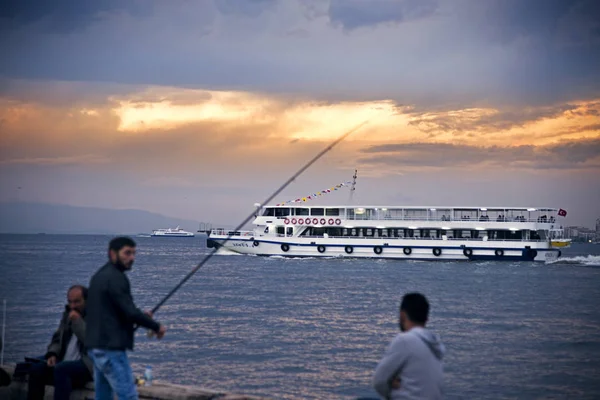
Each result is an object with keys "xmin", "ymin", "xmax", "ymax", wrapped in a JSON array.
[{"xmin": 2, "ymin": 82, "xmax": 599, "ymax": 175}]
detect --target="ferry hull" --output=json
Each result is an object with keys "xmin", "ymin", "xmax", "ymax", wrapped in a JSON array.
[{"xmin": 207, "ymin": 236, "xmax": 561, "ymax": 262}]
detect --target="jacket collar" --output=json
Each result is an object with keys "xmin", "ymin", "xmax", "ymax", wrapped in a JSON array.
[{"xmin": 107, "ymin": 261, "xmax": 127, "ymax": 272}]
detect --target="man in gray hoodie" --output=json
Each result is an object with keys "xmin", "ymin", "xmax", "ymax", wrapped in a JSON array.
[{"xmin": 372, "ymin": 293, "xmax": 445, "ymax": 400}]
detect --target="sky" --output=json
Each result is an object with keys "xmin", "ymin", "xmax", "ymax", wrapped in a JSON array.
[{"xmin": 1, "ymin": 0, "xmax": 599, "ymax": 228}]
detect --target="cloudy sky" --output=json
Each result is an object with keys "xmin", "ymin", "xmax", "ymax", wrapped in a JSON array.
[{"xmin": 1, "ymin": 0, "xmax": 599, "ymax": 227}]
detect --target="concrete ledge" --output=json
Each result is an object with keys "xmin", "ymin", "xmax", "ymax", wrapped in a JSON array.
[{"xmin": 0, "ymin": 365, "xmax": 270, "ymax": 400}]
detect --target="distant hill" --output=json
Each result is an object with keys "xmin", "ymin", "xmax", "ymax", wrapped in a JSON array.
[{"xmin": 0, "ymin": 202, "xmax": 202, "ymax": 234}]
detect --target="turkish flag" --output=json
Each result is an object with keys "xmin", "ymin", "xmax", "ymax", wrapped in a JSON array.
[{"xmin": 558, "ymin": 209, "xmax": 567, "ymax": 217}]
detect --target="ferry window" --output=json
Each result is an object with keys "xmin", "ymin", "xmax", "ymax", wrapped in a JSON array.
[
  {"xmin": 326, "ymin": 208, "xmax": 340, "ymax": 216},
  {"xmin": 505, "ymin": 230, "xmax": 523, "ymax": 240},
  {"xmin": 276, "ymin": 226, "xmax": 285, "ymax": 235},
  {"xmin": 262, "ymin": 208, "xmax": 275, "ymax": 216},
  {"xmin": 311, "ymin": 208, "xmax": 325, "ymax": 216},
  {"xmin": 264, "ymin": 227, "xmax": 269, "ymax": 234},
  {"xmin": 327, "ymin": 228, "xmax": 342, "ymax": 236},
  {"xmin": 388, "ymin": 209, "xmax": 403, "ymax": 219},
  {"xmin": 286, "ymin": 227, "xmax": 293, "ymax": 236},
  {"xmin": 365, "ymin": 228, "xmax": 373, "ymax": 236},
  {"xmin": 295, "ymin": 208, "xmax": 309, "ymax": 216},
  {"xmin": 299, "ymin": 227, "xmax": 312, "ymax": 236},
  {"xmin": 313, "ymin": 227, "xmax": 326, "ymax": 236},
  {"xmin": 275, "ymin": 208, "xmax": 290, "ymax": 217}
]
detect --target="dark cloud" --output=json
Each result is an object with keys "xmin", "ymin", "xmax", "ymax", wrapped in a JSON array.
[
  {"xmin": 454, "ymin": 0, "xmax": 576, "ymax": 45},
  {"xmin": 0, "ymin": 0, "xmax": 599, "ymax": 109},
  {"xmin": 328, "ymin": 0, "xmax": 438, "ymax": 30},
  {"xmin": 407, "ymin": 104, "xmax": 583, "ymax": 135},
  {"xmin": 214, "ymin": 0, "xmax": 277, "ymax": 17},
  {"xmin": 360, "ymin": 140, "xmax": 600, "ymax": 170},
  {"xmin": 0, "ymin": 0, "xmax": 150, "ymax": 33}
]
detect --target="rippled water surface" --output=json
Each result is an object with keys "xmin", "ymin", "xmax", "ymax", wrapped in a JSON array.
[{"xmin": 1, "ymin": 234, "xmax": 600, "ymax": 399}]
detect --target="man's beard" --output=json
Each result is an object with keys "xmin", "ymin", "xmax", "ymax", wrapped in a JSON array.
[{"xmin": 117, "ymin": 256, "xmax": 134, "ymax": 270}]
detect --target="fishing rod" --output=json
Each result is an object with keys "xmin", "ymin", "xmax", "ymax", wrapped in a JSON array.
[
  {"xmin": 1, "ymin": 299, "xmax": 6, "ymax": 366},
  {"xmin": 148, "ymin": 121, "xmax": 368, "ymax": 316}
]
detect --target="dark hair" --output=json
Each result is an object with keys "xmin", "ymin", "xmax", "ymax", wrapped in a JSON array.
[
  {"xmin": 400, "ymin": 292, "xmax": 429, "ymax": 324},
  {"xmin": 108, "ymin": 236, "xmax": 136, "ymax": 253},
  {"xmin": 68, "ymin": 284, "xmax": 88, "ymax": 299}
]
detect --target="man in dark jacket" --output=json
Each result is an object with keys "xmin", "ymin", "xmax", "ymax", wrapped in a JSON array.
[
  {"xmin": 27, "ymin": 285, "xmax": 93, "ymax": 400},
  {"xmin": 86, "ymin": 236, "xmax": 166, "ymax": 400}
]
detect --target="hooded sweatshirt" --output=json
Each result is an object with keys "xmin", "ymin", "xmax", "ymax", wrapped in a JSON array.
[{"xmin": 373, "ymin": 327, "xmax": 445, "ymax": 400}]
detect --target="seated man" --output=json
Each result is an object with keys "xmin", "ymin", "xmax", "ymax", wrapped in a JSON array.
[
  {"xmin": 373, "ymin": 293, "xmax": 445, "ymax": 400},
  {"xmin": 28, "ymin": 285, "xmax": 93, "ymax": 400}
]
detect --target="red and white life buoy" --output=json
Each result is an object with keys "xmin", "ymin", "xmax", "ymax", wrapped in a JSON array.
[
  {"xmin": 298, "ymin": 218, "xmax": 304, "ymax": 224},
  {"xmin": 291, "ymin": 218, "xmax": 297, "ymax": 224},
  {"xmin": 320, "ymin": 218, "xmax": 326, "ymax": 225},
  {"xmin": 328, "ymin": 218, "xmax": 334, "ymax": 225},
  {"xmin": 335, "ymin": 218, "xmax": 342, "ymax": 225},
  {"xmin": 312, "ymin": 218, "xmax": 319, "ymax": 225},
  {"xmin": 284, "ymin": 218, "xmax": 290, "ymax": 224}
]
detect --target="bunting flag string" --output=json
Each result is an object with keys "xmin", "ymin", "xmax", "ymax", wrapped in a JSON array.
[{"xmin": 275, "ymin": 181, "xmax": 353, "ymax": 206}]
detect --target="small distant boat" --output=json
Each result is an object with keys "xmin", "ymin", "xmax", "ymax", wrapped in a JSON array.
[
  {"xmin": 550, "ymin": 239, "xmax": 572, "ymax": 248},
  {"xmin": 549, "ymin": 228, "xmax": 571, "ymax": 248},
  {"xmin": 151, "ymin": 226, "xmax": 194, "ymax": 238}
]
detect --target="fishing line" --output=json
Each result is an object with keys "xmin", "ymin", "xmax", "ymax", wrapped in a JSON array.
[{"xmin": 148, "ymin": 121, "xmax": 368, "ymax": 316}]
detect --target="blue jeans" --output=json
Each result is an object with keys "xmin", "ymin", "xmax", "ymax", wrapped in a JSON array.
[
  {"xmin": 27, "ymin": 359, "xmax": 92, "ymax": 400},
  {"xmin": 88, "ymin": 349, "xmax": 138, "ymax": 400}
]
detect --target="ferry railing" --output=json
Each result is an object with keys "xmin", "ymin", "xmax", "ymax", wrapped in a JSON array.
[{"xmin": 267, "ymin": 216, "xmax": 557, "ymax": 223}]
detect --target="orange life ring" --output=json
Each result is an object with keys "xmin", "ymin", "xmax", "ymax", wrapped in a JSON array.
[
  {"xmin": 291, "ymin": 218, "xmax": 297, "ymax": 224},
  {"xmin": 335, "ymin": 218, "xmax": 342, "ymax": 225},
  {"xmin": 284, "ymin": 218, "xmax": 290, "ymax": 224},
  {"xmin": 312, "ymin": 218, "xmax": 319, "ymax": 225},
  {"xmin": 298, "ymin": 218, "xmax": 304, "ymax": 224},
  {"xmin": 320, "ymin": 218, "xmax": 326, "ymax": 225},
  {"xmin": 328, "ymin": 218, "xmax": 334, "ymax": 225}
]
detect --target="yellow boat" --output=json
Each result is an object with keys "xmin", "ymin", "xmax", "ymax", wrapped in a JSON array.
[{"xmin": 551, "ymin": 239, "xmax": 572, "ymax": 248}]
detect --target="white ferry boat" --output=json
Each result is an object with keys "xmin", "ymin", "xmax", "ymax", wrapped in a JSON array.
[
  {"xmin": 151, "ymin": 226, "xmax": 194, "ymax": 237},
  {"xmin": 207, "ymin": 205, "xmax": 570, "ymax": 262}
]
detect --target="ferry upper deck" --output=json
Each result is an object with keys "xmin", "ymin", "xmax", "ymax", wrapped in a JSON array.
[{"xmin": 258, "ymin": 205, "xmax": 562, "ymax": 225}]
